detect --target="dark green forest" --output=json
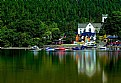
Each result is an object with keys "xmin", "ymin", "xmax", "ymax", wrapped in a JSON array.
[{"xmin": 0, "ymin": 0, "xmax": 121, "ymax": 47}]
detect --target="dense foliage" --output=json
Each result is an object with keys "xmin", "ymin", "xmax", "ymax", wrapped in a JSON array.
[
  {"xmin": 100, "ymin": 10, "xmax": 121, "ymax": 38},
  {"xmin": 1, "ymin": 0, "xmax": 121, "ymax": 47}
]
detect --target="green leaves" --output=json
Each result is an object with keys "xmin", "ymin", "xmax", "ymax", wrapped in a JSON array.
[
  {"xmin": 1, "ymin": 0, "xmax": 121, "ymax": 46},
  {"xmin": 51, "ymin": 28, "xmax": 60, "ymax": 40},
  {"xmin": 101, "ymin": 10, "xmax": 121, "ymax": 38}
]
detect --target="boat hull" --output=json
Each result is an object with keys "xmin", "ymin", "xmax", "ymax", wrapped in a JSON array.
[{"xmin": 55, "ymin": 47, "xmax": 65, "ymax": 51}]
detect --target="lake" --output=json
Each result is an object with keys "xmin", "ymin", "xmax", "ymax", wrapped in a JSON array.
[{"xmin": 0, "ymin": 49, "xmax": 121, "ymax": 83}]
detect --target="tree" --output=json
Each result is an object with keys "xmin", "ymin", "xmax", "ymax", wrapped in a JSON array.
[
  {"xmin": 1, "ymin": 0, "xmax": 121, "ymax": 46},
  {"xmin": 51, "ymin": 28, "xmax": 60, "ymax": 40},
  {"xmin": 102, "ymin": 10, "xmax": 121, "ymax": 38}
]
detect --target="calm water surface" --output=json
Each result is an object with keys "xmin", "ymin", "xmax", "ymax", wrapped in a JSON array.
[{"xmin": 0, "ymin": 49, "xmax": 121, "ymax": 83}]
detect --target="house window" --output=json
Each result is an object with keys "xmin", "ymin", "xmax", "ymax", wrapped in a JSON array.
[
  {"xmin": 80, "ymin": 31, "xmax": 82, "ymax": 34},
  {"xmin": 89, "ymin": 28, "xmax": 91, "ymax": 32},
  {"xmin": 83, "ymin": 29, "xmax": 86, "ymax": 32}
]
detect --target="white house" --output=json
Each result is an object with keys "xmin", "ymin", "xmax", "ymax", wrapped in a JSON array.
[
  {"xmin": 78, "ymin": 23, "xmax": 102, "ymax": 42},
  {"xmin": 77, "ymin": 14, "xmax": 108, "ymax": 42}
]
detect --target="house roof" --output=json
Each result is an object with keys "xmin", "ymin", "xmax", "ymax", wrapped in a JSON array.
[
  {"xmin": 92, "ymin": 23, "xmax": 102, "ymax": 28},
  {"xmin": 78, "ymin": 23, "xmax": 88, "ymax": 28},
  {"xmin": 78, "ymin": 23, "xmax": 102, "ymax": 28}
]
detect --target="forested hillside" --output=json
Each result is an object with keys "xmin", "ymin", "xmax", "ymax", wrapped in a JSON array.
[{"xmin": 1, "ymin": 0, "xmax": 121, "ymax": 47}]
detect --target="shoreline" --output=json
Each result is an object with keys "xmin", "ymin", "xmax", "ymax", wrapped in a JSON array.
[
  {"xmin": 1, "ymin": 45, "xmax": 121, "ymax": 50},
  {"xmin": 0, "ymin": 44, "xmax": 79, "ymax": 50}
]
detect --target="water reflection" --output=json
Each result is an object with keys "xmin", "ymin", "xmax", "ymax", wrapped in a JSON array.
[
  {"xmin": 33, "ymin": 50, "xmax": 39, "ymax": 56},
  {"xmin": 54, "ymin": 51, "xmax": 66, "ymax": 63},
  {"xmin": 102, "ymin": 70, "xmax": 107, "ymax": 83},
  {"xmin": 74, "ymin": 50, "xmax": 97, "ymax": 77},
  {"xmin": 0, "ymin": 49, "xmax": 121, "ymax": 83},
  {"xmin": 46, "ymin": 50, "xmax": 121, "ymax": 77}
]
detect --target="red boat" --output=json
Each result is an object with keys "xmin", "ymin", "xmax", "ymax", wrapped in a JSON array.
[{"xmin": 55, "ymin": 47, "xmax": 65, "ymax": 50}]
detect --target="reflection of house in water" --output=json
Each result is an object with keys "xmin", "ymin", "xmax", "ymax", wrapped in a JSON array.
[
  {"xmin": 77, "ymin": 50, "xmax": 97, "ymax": 77},
  {"xmin": 73, "ymin": 51, "xmax": 82, "ymax": 61}
]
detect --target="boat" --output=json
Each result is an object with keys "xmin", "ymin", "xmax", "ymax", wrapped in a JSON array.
[
  {"xmin": 84, "ymin": 41, "xmax": 97, "ymax": 48},
  {"xmin": 72, "ymin": 45, "xmax": 87, "ymax": 50},
  {"xmin": 81, "ymin": 45, "xmax": 87, "ymax": 49},
  {"xmin": 72, "ymin": 47, "xmax": 81, "ymax": 50},
  {"xmin": 65, "ymin": 48, "xmax": 72, "ymax": 51},
  {"xmin": 55, "ymin": 47, "xmax": 65, "ymax": 51},
  {"xmin": 99, "ymin": 46, "xmax": 107, "ymax": 50},
  {"xmin": 45, "ymin": 47, "xmax": 55, "ymax": 51},
  {"xmin": 98, "ymin": 45, "xmax": 107, "ymax": 50},
  {"xmin": 30, "ymin": 45, "xmax": 41, "ymax": 51},
  {"xmin": 100, "ymin": 47, "xmax": 107, "ymax": 49}
]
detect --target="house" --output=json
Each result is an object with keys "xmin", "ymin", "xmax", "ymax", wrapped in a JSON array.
[
  {"xmin": 78, "ymin": 23, "xmax": 102, "ymax": 42},
  {"xmin": 77, "ymin": 14, "xmax": 108, "ymax": 42}
]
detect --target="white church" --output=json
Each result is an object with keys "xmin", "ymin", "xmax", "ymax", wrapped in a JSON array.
[{"xmin": 77, "ymin": 14, "xmax": 108, "ymax": 42}]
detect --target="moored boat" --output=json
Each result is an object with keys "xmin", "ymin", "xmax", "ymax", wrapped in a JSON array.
[
  {"xmin": 30, "ymin": 45, "xmax": 41, "ymax": 51},
  {"xmin": 65, "ymin": 48, "xmax": 72, "ymax": 51},
  {"xmin": 84, "ymin": 42, "xmax": 97, "ymax": 48},
  {"xmin": 99, "ymin": 46, "xmax": 107, "ymax": 50},
  {"xmin": 98, "ymin": 45, "xmax": 108, "ymax": 50},
  {"xmin": 46, "ymin": 47, "xmax": 55, "ymax": 51},
  {"xmin": 72, "ymin": 47, "xmax": 81, "ymax": 50},
  {"xmin": 55, "ymin": 47, "xmax": 65, "ymax": 51}
]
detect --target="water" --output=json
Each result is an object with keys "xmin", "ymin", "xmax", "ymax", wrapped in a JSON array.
[{"xmin": 0, "ymin": 49, "xmax": 121, "ymax": 83}]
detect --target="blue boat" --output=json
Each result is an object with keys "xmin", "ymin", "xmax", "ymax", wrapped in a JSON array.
[
  {"xmin": 72, "ymin": 45, "xmax": 87, "ymax": 50},
  {"xmin": 72, "ymin": 47, "xmax": 81, "ymax": 50},
  {"xmin": 46, "ymin": 47, "xmax": 55, "ymax": 51},
  {"xmin": 81, "ymin": 45, "xmax": 87, "ymax": 49}
]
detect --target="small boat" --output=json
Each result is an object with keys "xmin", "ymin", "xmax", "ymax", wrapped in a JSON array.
[
  {"xmin": 30, "ymin": 45, "xmax": 41, "ymax": 51},
  {"xmin": 99, "ymin": 46, "xmax": 107, "ymax": 50},
  {"xmin": 65, "ymin": 48, "xmax": 73, "ymax": 51},
  {"xmin": 72, "ymin": 45, "xmax": 87, "ymax": 50},
  {"xmin": 98, "ymin": 45, "xmax": 107, "ymax": 50},
  {"xmin": 72, "ymin": 47, "xmax": 81, "ymax": 50},
  {"xmin": 55, "ymin": 47, "xmax": 65, "ymax": 51},
  {"xmin": 85, "ymin": 41, "xmax": 97, "ymax": 48},
  {"xmin": 81, "ymin": 45, "xmax": 87, "ymax": 49},
  {"xmin": 46, "ymin": 47, "xmax": 55, "ymax": 51}
]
